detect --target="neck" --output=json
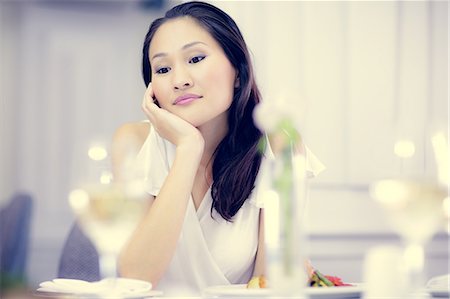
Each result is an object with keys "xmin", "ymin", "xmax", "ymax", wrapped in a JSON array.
[{"xmin": 197, "ymin": 113, "xmax": 228, "ymax": 177}]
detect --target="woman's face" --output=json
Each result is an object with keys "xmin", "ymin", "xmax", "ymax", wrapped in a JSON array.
[{"xmin": 148, "ymin": 17, "xmax": 237, "ymax": 128}]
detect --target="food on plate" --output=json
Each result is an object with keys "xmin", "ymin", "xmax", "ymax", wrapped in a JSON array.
[
  {"xmin": 246, "ymin": 266, "xmax": 351, "ymax": 289},
  {"xmin": 309, "ymin": 270, "xmax": 352, "ymax": 287},
  {"xmin": 246, "ymin": 275, "xmax": 266, "ymax": 289}
]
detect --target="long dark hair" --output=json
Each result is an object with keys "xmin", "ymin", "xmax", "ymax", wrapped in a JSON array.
[{"xmin": 142, "ymin": 1, "xmax": 263, "ymax": 221}]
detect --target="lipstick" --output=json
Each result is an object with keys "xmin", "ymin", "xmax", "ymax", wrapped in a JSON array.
[{"xmin": 173, "ymin": 93, "xmax": 202, "ymax": 105}]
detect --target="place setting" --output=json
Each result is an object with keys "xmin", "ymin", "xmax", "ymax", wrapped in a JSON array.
[
  {"xmin": 203, "ymin": 276, "xmax": 364, "ymax": 299},
  {"xmin": 36, "ymin": 277, "xmax": 162, "ymax": 298},
  {"xmin": 35, "ymin": 159, "xmax": 162, "ymax": 299},
  {"xmin": 203, "ymin": 285, "xmax": 364, "ymax": 299}
]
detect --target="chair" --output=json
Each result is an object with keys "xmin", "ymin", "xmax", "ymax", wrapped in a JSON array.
[
  {"xmin": 57, "ymin": 222, "xmax": 100, "ymax": 281},
  {"xmin": 0, "ymin": 193, "xmax": 33, "ymax": 289}
]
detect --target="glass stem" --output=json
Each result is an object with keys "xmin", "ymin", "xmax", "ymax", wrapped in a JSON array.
[
  {"xmin": 404, "ymin": 243, "xmax": 425, "ymax": 293},
  {"xmin": 99, "ymin": 253, "xmax": 117, "ymax": 279}
]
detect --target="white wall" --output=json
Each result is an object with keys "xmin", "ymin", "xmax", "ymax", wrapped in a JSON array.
[
  {"xmin": 0, "ymin": 2, "xmax": 21, "ymax": 203},
  {"xmin": 1, "ymin": 0, "xmax": 448, "ymax": 287},
  {"xmin": 1, "ymin": 1, "xmax": 167, "ymax": 286},
  {"xmin": 217, "ymin": 0, "xmax": 449, "ymax": 282}
]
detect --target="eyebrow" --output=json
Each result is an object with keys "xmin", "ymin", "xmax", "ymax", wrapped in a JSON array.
[{"xmin": 151, "ymin": 41, "xmax": 208, "ymax": 61}]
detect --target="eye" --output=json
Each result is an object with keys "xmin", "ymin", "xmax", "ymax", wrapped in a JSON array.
[
  {"xmin": 189, "ymin": 55, "xmax": 206, "ymax": 64},
  {"xmin": 155, "ymin": 67, "xmax": 170, "ymax": 74}
]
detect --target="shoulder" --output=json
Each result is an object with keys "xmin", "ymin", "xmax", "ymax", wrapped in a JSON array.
[
  {"xmin": 112, "ymin": 121, "xmax": 151, "ymax": 148},
  {"xmin": 113, "ymin": 121, "xmax": 151, "ymax": 141},
  {"xmin": 111, "ymin": 121, "xmax": 151, "ymax": 180}
]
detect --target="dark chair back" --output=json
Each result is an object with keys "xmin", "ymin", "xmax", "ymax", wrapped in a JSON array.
[
  {"xmin": 0, "ymin": 193, "xmax": 33, "ymax": 288},
  {"xmin": 57, "ymin": 222, "xmax": 100, "ymax": 281}
]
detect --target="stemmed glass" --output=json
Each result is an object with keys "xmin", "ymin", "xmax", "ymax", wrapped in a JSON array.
[
  {"xmin": 68, "ymin": 146, "xmax": 149, "ymax": 294},
  {"xmin": 369, "ymin": 132, "xmax": 448, "ymax": 298}
]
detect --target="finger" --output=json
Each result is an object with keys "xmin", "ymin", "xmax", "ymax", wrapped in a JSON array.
[
  {"xmin": 142, "ymin": 96, "xmax": 160, "ymax": 124},
  {"xmin": 142, "ymin": 91, "xmax": 160, "ymax": 111},
  {"xmin": 146, "ymin": 83, "xmax": 155, "ymax": 102},
  {"xmin": 142, "ymin": 83, "xmax": 154, "ymax": 106},
  {"xmin": 142, "ymin": 98, "xmax": 159, "ymax": 124},
  {"xmin": 142, "ymin": 105, "xmax": 156, "ymax": 124},
  {"xmin": 142, "ymin": 84, "xmax": 159, "ymax": 112}
]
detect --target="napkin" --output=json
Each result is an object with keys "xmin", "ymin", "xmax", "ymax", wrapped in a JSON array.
[
  {"xmin": 427, "ymin": 274, "xmax": 450, "ymax": 290},
  {"xmin": 37, "ymin": 278, "xmax": 157, "ymax": 298}
]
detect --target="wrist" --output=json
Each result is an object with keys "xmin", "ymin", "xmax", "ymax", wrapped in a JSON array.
[{"xmin": 176, "ymin": 134, "xmax": 204, "ymax": 158}]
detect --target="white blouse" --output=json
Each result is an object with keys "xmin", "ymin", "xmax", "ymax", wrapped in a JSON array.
[{"xmin": 132, "ymin": 124, "xmax": 325, "ymax": 296}]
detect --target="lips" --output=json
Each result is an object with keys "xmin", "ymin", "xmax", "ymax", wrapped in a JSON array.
[{"xmin": 173, "ymin": 93, "xmax": 202, "ymax": 105}]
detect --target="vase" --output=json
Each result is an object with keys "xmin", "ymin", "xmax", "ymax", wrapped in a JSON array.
[{"xmin": 263, "ymin": 132, "xmax": 309, "ymax": 297}]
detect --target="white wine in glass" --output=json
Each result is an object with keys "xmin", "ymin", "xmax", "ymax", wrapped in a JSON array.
[
  {"xmin": 69, "ymin": 180, "xmax": 149, "ymax": 279},
  {"xmin": 370, "ymin": 178, "xmax": 447, "ymax": 296}
]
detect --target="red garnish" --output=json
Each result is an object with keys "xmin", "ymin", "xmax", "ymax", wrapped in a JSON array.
[{"xmin": 324, "ymin": 275, "xmax": 353, "ymax": 286}]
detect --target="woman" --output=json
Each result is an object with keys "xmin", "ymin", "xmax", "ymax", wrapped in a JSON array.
[{"xmin": 113, "ymin": 1, "xmax": 323, "ymax": 295}]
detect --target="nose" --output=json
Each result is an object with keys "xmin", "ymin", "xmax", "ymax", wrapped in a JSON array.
[{"xmin": 172, "ymin": 65, "xmax": 193, "ymax": 90}]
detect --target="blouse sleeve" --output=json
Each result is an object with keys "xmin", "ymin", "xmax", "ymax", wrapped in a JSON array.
[
  {"xmin": 305, "ymin": 145, "xmax": 326, "ymax": 178},
  {"xmin": 132, "ymin": 125, "xmax": 169, "ymax": 196},
  {"xmin": 250, "ymin": 143, "xmax": 325, "ymax": 209}
]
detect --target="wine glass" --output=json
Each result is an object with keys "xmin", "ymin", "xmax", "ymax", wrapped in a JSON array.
[
  {"xmin": 68, "ymin": 146, "xmax": 149, "ymax": 286},
  {"xmin": 370, "ymin": 179, "xmax": 446, "ymax": 291},
  {"xmin": 369, "ymin": 133, "xmax": 448, "ymax": 298}
]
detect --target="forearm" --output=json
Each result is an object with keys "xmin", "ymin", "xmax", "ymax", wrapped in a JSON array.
[{"xmin": 119, "ymin": 143, "xmax": 203, "ymax": 285}]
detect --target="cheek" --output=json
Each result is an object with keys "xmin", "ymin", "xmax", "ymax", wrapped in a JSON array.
[{"xmin": 205, "ymin": 66, "xmax": 235, "ymax": 101}]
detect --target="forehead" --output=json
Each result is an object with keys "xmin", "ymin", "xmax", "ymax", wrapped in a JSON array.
[{"xmin": 149, "ymin": 17, "xmax": 220, "ymax": 55}]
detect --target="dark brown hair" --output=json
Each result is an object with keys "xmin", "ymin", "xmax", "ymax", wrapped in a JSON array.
[{"xmin": 142, "ymin": 1, "xmax": 263, "ymax": 221}]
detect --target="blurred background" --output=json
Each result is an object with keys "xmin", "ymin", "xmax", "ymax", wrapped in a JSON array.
[{"xmin": 0, "ymin": 0, "xmax": 448, "ymax": 290}]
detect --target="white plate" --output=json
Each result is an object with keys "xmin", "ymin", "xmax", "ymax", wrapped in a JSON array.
[
  {"xmin": 36, "ymin": 278, "xmax": 163, "ymax": 298},
  {"xmin": 306, "ymin": 285, "xmax": 363, "ymax": 299},
  {"xmin": 203, "ymin": 284, "xmax": 363, "ymax": 298},
  {"xmin": 35, "ymin": 289, "xmax": 163, "ymax": 298}
]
